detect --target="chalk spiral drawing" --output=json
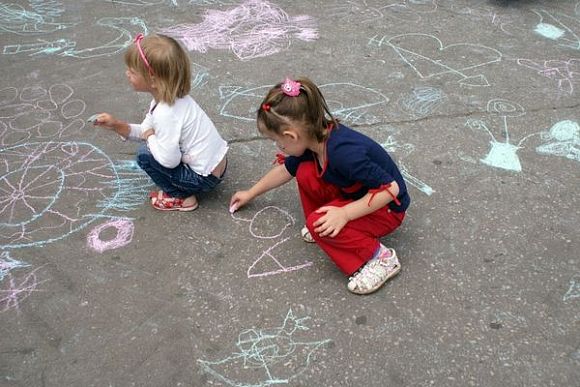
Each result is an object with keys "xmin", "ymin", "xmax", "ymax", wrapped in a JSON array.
[
  {"xmin": 0, "ymin": 142, "xmax": 151, "ymax": 249},
  {"xmin": 86, "ymin": 218, "xmax": 135, "ymax": 253},
  {"xmin": 231, "ymin": 206, "xmax": 313, "ymax": 278},
  {"xmin": 0, "ymin": 84, "xmax": 85, "ymax": 146},
  {"xmin": 465, "ymin": 99, "xmax": 539, "ymax": 172},
  {"xmin": 161, "ymin": 0, "xmax": 318, "ymax": 61},
  {"xmin": 563, "ymin": 274, "xmax": 580, "ymax": 301},
  {"xmin": 532, "ymin": 9, "xmax": 580, "ymax": 51},
  {"xmin": 369, "ymin": 33, "xmax": 503, "ymax": 87},
  {"xmin": 219, "ymin": 83, "xmax": 389, "ymax": 126},
  {"xmin": 3, "ymin": 17, "xmax": 148, "ymax": 58},
  {"xmin": 198, "ymin": 309, "xmax": 331, "ymax": 387},
  {"xmin": 517, "ymin": 58, "xmax": 579, "ymax": 96},
  {"xmin": 398, "ymin": 86, "xmax": 446, "ymax": 118},
  {"xmin": 0, "ymin": 265, "xmax": 45, "ymax": 313},
  {"xmin": 380, "ymin": 134, "xmax": 434, "ymax": 196},
  {"xmin": 328, "ymin": 0, "xmax": 438, "ymax": 24},
  {"xmin": 536, "ymin": 120, "xmax": 580, "ymax": 163}
]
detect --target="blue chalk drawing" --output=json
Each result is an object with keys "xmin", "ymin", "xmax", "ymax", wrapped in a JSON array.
[
  {"xmin": 0, "ymin": 2, "xmax": 74, "ymax": 36},
  {"xmin": 398, "ymin": 86, "xmax": 446, "ymax": 118},
  {"xmin": 369, "ymin": 33, "xmax": 503, "ymax": 87},
  {"xmin": 465, "ymin": 99, "xmax": 539, "ymax": 172},
  {"xmin": 198, "ymin": 309, "xmax": 331, "ymax": 386},
  {"xmin": 0, "ymin": 142, "xmax": 152, "ymax": 249},
  {"xmin": 532, "ymin": 9, "xmax": 580, "ymax": 51},
  {"xmin": 220, "ymin": 83, "xmax": 389, "ymax": 126},
  {"xmin": 380, "ymin": 134, "xmax": 434, "ymax": 196},
  {"xmin": 563, "ymin": 274, "xmax": 580, "ymax": 301},
  {"xmin": 3, "ymin": 38, "xmax": 76, "ymax": 56},
  {"xmin": 536, "ymin": 120, "xmax": 580, "ymax": 162},
  {"xmin": 0, "ymin": 251, "xmax": 30, "ymax": 281},
  {"xmin": 328, "ymin": 0, "xmax": 438, "ymax": 24}
]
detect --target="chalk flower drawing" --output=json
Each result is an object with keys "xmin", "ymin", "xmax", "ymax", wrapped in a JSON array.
[
  {"xmin": 198, "ymin": 309, "xmax": 331, "ymax": 386},
  {"xmin": 370, "ymin": 33, "xmax": 503, "ymax": 87},
  {"xmin": 219, "ymin": 83, "xmax": 389, "ymax": 126},
  {"xmin": 0, "ymin": 142, "xmax": 151, "ymax": 249},
  {"xmin": 536, "ymin": 120, "xmax": 580, "ymax": 163},
  {"xmin": 161, "ymin": 0, "xmax": 318, "ymax": 60},
  {"xmin": 465, "ymin": 99, "xmax": 539, "ymax": 172}
]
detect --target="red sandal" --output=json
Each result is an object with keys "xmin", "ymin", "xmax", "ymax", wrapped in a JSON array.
[{"xmin": 151, "ymin": 193, "xmax": 198, "ymax": 212}]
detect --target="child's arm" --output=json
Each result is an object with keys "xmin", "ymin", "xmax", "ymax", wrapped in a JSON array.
[
  {"xmin": 229, "ymin": 164, "xmax": 293, "ymax": 212},
  {"xmin": 313, "ymin": 181, "xmax": 400, "ymax": 238},
  {"xmin": 90, "ymin": 113, "xmax": 132, "ymax": 139}
]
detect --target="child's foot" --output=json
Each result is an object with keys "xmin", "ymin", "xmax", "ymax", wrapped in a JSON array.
[
  {"xmin": 301, "ymin": 226, "xmax": 315, "ymax": 243},
  {"xmin": 347, "ymin": 245, "xmax": 401, "ymax": 295},
  {"xmin": 151, "ymin": 193, "xmax": 198, "ymax": 212}
]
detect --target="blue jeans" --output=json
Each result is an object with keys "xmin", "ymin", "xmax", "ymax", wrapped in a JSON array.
[{"xmin": 136, "ymin": 144, "xmax": 224, "ymax": 198}]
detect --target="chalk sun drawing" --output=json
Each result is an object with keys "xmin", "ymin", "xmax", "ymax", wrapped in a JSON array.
[
  {"xmin": 0, "ymin": 142, "xmax": 151, "ymax": 249},
  {"xmin": 370, "ymin": 33, "xmax": 503, "ymax": 87},
  {"xmin": 380, "ymin": 134, "xmax": 434, "ymax": 196},
  {"xmin": 220, "ymin": 83, "xmax": 389, "ymax": 126},
  {"xmin": 517, "ymin": 58, "xmax": 579, "ymax": 96},
  {"xmin": 161, "ymin": 0, "xmax": 318, "ymax": 61},
  {"xmin": 0, "ymin": 84, "xmax": 86, "ymax": 146},
  {"xmin": 536, "ymin": 120, "xmax": 580, "ymax": 163},
  {"xmin": 465, "ymin": 99, "xmax": 540, "ymax": 172},
  {"xmin": 198, "ymin": 309, "xmax": 331, "ymax": 386},
  {"xmin": 231, "ymin": 206, "xmax": 313, "ymax": 278},
  {"xmin": 532, "ymin": 9, "xmax": 580, "ymax": 51}
]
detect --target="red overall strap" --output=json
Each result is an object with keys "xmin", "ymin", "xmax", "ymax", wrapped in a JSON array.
[
  {"xmin": 367, "ymin": 183, "xmax": 401, "ymax": 207},
  {"xmin": 272, "ymin": 153, "xmax": 286, "ymax": 165}
]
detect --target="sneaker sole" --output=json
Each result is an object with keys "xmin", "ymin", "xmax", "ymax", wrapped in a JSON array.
[{"xmin": 348, "ymin": 263, "xmax": 401, "ymax": 295}]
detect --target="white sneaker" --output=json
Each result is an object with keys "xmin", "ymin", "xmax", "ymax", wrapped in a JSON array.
[
  {"xmin": 347, "ymin": 247, "xmax": 401, "ymax": 295},
  {"xmin": 301, "ymin": 226, "xmax": 315, "ymax": 243}
]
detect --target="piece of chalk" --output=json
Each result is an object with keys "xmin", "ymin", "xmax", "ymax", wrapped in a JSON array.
[
  {"xmin": 229, "ymin": 203, "xmax": 238, "ymax": 213},
  {"xmin": 87, "ymin": 114, "xmax": 100, "ymax": 124}
]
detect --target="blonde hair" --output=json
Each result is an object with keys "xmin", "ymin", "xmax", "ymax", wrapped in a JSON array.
[
  {"xmin": 257, "ymin": 77, "xmax": 338, "ymax": 142},
  {"xmin": 124, "ymin": 34, "xmax": 191, "ymax": 105}
]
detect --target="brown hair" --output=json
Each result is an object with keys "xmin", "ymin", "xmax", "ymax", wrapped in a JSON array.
[
  {"xmin": 257, "ymin": 77, "xmax": 338, "ymax": 142},
  {"xmin": 124, "ymin": 34, "xmax": 191, "ymax": 105}
]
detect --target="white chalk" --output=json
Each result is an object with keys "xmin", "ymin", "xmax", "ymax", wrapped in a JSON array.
[
  {"xmin": 229, "ymin": 203, "xmax": 239, "ymax": 213},
  {"xmin": 87, "ymin": 113, "xmax": 100, "ymax": 124}
]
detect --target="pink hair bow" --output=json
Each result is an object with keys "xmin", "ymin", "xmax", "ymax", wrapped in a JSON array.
[{"xmin": 281, "ymin": 78, "xmax": 301, "ymax": 97}]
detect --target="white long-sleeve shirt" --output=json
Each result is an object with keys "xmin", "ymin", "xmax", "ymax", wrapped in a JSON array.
[{"xmin": 127, "ymin": 96, "xmax": 228, "ymax": 176}]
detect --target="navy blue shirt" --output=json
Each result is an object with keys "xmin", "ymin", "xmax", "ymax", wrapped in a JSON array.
[{"xmin": 285, "ymin": 124, "xmax": 410, "ymax": 213}]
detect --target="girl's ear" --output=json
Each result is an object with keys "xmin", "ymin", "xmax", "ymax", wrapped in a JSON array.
[{"xmin": 282, "ymin": 129, "xmax": 299, "ymax": 141}]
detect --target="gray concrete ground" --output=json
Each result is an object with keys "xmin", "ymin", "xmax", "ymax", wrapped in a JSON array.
[{"xmin": 1, "ymin": 0, "xmax": 579, "ymax": 386}]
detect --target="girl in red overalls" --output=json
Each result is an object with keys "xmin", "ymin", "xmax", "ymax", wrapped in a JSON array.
[{"xmin": 230, "ymin": 77, "xmax": 410, "ymax": 294}]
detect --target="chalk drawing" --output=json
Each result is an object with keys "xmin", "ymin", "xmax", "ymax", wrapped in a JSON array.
[
  {"xmin": 536, "ymin": 120, "xmax": 580, "ymax": 163},
  {"xmin": 328, "ymin": 0, "xmax": 437, "ymax": 24},
  {"xmin": 2, "ymin": 17, "xmax": 148, "ymax": 58},
  {"xmin": 0, "ymin": 3, "xmax": 74, "ymax": 36},
  {"xmin": 532, "ymin": 9, "xmax": 580, "ymax": 51},
  {"xmin": 219, "ymin": 83, "xmax": 389, "ymax": 126},
  {"xmin": 517, "ymin": 58, "xmax": 579, "ymax": 96},
  {"xmin": 0, "ymin": 251, "xmax": 30, "ymax": 281},
  {"xmin": 380, "ymin": 135, "xmax": 434, "ymax": 196},
  {"xmin": 370, "ymin": 33, "xmax": 503, "ymax": 87},
  {"xmin": 198, "ymin": 309, "xmax": 331, "ymax": 386},
  {"xmin": 161, "ymin": 0, "xmax": 318, "ymax": 61},
  {"xmin": 110, "ymin": 0, "xmax": 165, "ymax": 5},
  {"xmin": 191, "ymin": 62, "xmax": 210, "ymax": 90},
  {"xmin": 465, "ymin": 99, "xmax": 539, "ymax": 172},
  {"xmin": 0, "ymin": 83, "xmax": 85, "ymax": 146},
  {"xmin": 0, "ymin": 142, "xmax": 151, "ymax": 249},
  {"xmin": 0, "ymin": 266, "xmax": 45, "ymax": 313},
  {"xmin": 86, "ymin": 218, "xmax": 135, "ymax": 253},
  {"xmin": 231, "ymin": 206, "xmax": 313, "ymax": 278},
  {"xmin": 398, "ymin": 86, "xmax": 446, "ymax": 118},
  {"xmin": 564, "ymin": 274, "xmax": 580, "ymax": 301}
]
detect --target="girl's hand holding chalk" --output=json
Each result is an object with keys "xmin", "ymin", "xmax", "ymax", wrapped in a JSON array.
[
  {"xmin": 229, "ymin": 202, "xmax": 239, "ymax": 214},
  {"xmin": 87, "ymin": 113, "xmax": 100, "ymax": 124}
]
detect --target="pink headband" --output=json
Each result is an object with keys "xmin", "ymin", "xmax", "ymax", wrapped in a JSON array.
[
  {"xmin": 134, "ymin": 33, "xmax": 154, "ymax": 76},
  {"xmin": 281, "ymin": 78, "xmax": 301, "ymax": 97}
]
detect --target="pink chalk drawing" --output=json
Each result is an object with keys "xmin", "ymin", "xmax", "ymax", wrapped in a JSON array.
[
  {"xmin": 0, "ymin": 251, "xmax": 30, "ymax": 281},
  {"xmin": 87, "ymin": 218, "xmax": 135, "ymax": 253},
  {"xmin": 0, "ymin": 266, "xmax": 45, "ymax": 313},
  {"xmin": 161, "ymin": 0, "xmax": 318, "ymax": 61},
  {"xmin": 231, "ymin": 206, "xmax": 313, "ymax": 278},
  {"xmin": 0, "ymin": 84, "xmax": 86, "ymax": 146},
  {"xmin": 517, "ymin": 58, "xmax": 579, "ymax": 96}
]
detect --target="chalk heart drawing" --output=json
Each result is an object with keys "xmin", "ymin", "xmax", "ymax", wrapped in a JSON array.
[
  {"xmin": 198, "ymin": 309, "xmax": 331, "ymax": 386},
  {"xmin": 220, "ymin": 83, "xmax": 389, "ymax": 126},
  {"xmin": 161, "ymin": 0, "xmax": 318, "ymax": 61},
  {"xmin": 0, "ymin": 84, "xmax": 86, "ymax": 146},
  {"xmin": 536, "ymin": 120, "xmax": 580, "ymax": 163},
  {"xmin": 0, "ymin": 143, "xmax": 151, "ymax": 249},
  {"xmin": 370, "ymin": 33, "xmax": 503, "ymax": 87}
]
